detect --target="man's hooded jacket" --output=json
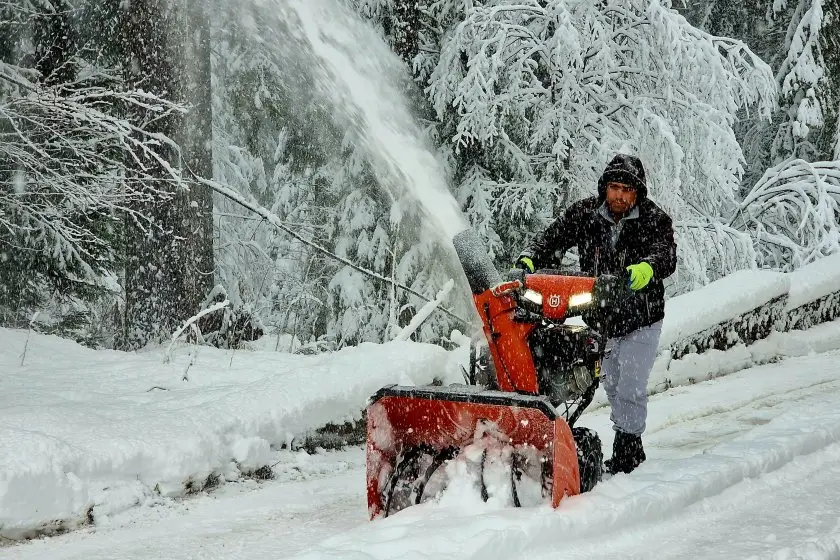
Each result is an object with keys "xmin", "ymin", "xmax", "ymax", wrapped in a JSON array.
[{"xmin": 520, "ymin": 154, "xmax": 677, "ymax": 338}]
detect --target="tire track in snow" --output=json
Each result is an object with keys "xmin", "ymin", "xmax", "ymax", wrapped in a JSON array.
[{"xmin": 530, "ymin": 440, "xmax": 840, "ymax": 559}]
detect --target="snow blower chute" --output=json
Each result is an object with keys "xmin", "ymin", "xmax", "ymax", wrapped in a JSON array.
[{"xmin": 366, "ymin": 229, "xmax": 622, "ymax": 518}]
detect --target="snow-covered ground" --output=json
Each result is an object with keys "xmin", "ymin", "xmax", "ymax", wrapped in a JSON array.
[
  {"xmin": 2, "ymin": 259, "xmax": 839, "ymax": 558},
  {"xmin": 3, "ymin": 319, "xmax": 840, "ymax": 559},
  {"xmin": 0, "ymin": 329, "xmax": 464, "ymax": 538}
]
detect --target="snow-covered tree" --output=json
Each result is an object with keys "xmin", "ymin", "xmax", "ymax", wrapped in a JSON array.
[
  {"xmin": 0, "ymin": 3, "xmax": 188, "ymax": 335},
  {"xmin": 680, "ymin": 0, "xmax": 839, "ymax": 188},
  {"xmin": 209, "ymin": 0, "xmax": 468, "ymax": 350},
  {"xmin": 369, "ymin": 0, "xmax": 775, "ymax": 291},
  {"xmin": 679, "ymin": 0, "xmax": 840, "ymax": 268},
  {"xmin": 771, "ymin": 0, "xmax": 839, "ymax": 167},
  {"xmin": 733, "ymin": 159, "xmax": 840, "ymax": 270}
]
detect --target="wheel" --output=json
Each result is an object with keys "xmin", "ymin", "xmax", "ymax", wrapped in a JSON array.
[{"xmin": 572, "ymin": 426, "xmax": 603, "ymax": 493}]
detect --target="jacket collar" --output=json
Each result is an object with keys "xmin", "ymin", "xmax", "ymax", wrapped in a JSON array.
[{"xmin": 597, "ymin": 201, "xmax": 639, "ymax": 225}]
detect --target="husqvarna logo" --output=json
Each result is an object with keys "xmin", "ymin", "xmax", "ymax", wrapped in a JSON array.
[{"xmin": 548, "ymin": 294, "xmax": 562, "ymax": 308}]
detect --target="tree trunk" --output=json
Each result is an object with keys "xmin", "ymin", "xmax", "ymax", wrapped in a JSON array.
[
  {"xmin": 117, "ymin": 0, "xmax": 190, "ymax": 350},
  {"xmin": 112, "ymin": 0, "xmax": 216, "ymax": 350},
  {"xmin": 174, "ymin": 0, "xmax": 215, "ymax": 312},
  {"xmin": 32, "ymin": 0, "xmax": 75, "ymax": 86}
]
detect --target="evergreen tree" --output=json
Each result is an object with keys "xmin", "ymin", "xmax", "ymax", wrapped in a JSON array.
[
  {"xmin": 680, "ymin": 0, "xmax": 840, "ymax": 188},
  {"xmin": 210, "ymin": 5, "xmax": 343, "ymax": 348}
]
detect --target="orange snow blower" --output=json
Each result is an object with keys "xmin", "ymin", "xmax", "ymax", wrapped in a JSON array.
[{"xmin": 366, "ymin": 229, "xmax": 623, "ymax": 518}]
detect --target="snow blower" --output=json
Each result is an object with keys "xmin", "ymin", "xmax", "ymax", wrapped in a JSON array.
[{"xmin": 366, "ymin": 229, "xmax": 624, "ymax": 518}]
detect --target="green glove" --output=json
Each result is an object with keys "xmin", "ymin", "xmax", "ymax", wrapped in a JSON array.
[
  {"xmin": 626, "ymin": 262, "xmax": 654, "ymax": 291},
  {"xmin": 515, "ymin": 256, "xmax": 535, "ymax": 273}
]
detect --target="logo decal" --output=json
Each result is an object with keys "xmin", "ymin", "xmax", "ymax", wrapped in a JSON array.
[{"xmin": 547, "ymin": 294, "xmax": 562, "ymax": 308}]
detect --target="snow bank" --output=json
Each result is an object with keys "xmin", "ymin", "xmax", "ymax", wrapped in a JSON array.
[
  {"xmin": 659, "ymin": 269, "xmax": 789, "ymax": 350},
  {"xmin": 588, "ymin": 317, "xmax": 840, "ymax": 411},
  {"xmin": 0, "ymin": 328, "xmax": 464, "ymax": 535}
]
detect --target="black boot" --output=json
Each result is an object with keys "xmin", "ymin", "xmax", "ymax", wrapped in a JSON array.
[{"xmin": 605, "ymin": 430, "xmax": 646, "ymax": 475}]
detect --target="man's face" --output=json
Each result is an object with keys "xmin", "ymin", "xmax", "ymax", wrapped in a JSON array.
[{"xmin": 605, "ymin": 181, "xmax": 637, "ymax": 216}]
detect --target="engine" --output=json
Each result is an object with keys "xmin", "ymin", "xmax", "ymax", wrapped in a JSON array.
[{"xmin": 529, "ymin": 323, "xmax": 601, "ymax": 406}]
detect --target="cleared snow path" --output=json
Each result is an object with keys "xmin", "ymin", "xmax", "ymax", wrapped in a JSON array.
[
  {"xmin": 5, "ymin": 346, "xmax": 840, "ymax": 559},
  {"xmin": 287, "ymin": 350, "xmax": 840, "ymax": 560}
]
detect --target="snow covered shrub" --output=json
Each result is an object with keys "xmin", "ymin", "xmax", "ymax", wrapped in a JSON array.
[
  {"xmin": 733, "ymin": 159, "xmax": 840, "ymax": 270},
  {"xmin": 193, "ymin": 286, "xmax": 265, "ymax": 349}
]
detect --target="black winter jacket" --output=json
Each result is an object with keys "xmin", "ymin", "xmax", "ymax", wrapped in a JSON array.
[{"xmin": 520, "ymin": 196, "xmax": 677, "ymax": 338}]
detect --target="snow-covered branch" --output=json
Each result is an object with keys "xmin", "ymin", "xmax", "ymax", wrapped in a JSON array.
[
  {"xmin": 733, "ymin": 158, "xmax": 840, "ymax": 270},
  {"xmin": 0, "ymin": 58, "xmax": 187, "ymax": 289}
]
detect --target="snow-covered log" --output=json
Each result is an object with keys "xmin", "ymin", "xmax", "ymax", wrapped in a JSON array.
[
  {"xmin": 663, "ymin": 255, "xmax": 840, "ymax": 360},
  {"xmin": 785, "ymin": 291, "xmax": 840, "ymax": 332},
  {"xmin": 784, "ymin": 252, "xmax": 840, "ymax": 331},
  {"xmin": 669, "ymin": 294, "xmax": 789, "ymax": 361}
]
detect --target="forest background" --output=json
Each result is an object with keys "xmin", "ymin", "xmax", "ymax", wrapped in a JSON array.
[{"xmin": 1, "ymin": 0, "xmax": 837, "ymax": 352}]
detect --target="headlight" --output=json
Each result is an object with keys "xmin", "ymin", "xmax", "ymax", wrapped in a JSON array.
[
  {"xmin": 568, "ymin": 292, "xmax": 593, "ymax": 307},
  {"xmin": 522, "ymin": 289, "xmax": 543, "ymax": 306}
]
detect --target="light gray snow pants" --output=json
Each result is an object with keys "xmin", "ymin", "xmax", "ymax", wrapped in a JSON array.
[{"xmin": 601, "ymin": 320, "xmax": 663, "ymax": 436}]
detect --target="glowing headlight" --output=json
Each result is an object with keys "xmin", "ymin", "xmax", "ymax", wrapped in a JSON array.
[
  {"xmin": 522, "ymin": 289, "xmax": 543, "ymax": 306},
  {"xmin": 568, "ymin": 292, "xmax": 593, "ymax": 307}
]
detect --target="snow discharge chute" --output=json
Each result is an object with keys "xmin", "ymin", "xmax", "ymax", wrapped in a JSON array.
[{"xmin": 366, "ymin": 229, "xmax": 620, "ymax": 518}]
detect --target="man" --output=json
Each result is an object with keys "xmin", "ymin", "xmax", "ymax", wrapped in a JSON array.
[{"xmin": 516, "ymin": 153, "xmax": 677, "ymax": 474}]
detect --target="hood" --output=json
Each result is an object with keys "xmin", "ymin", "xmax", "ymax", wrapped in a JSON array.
[{"xmin": 597, "ymin": 153, "xmax": 648, "ymax": 201}]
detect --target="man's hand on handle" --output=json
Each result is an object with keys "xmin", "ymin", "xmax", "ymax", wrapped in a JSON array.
[
  {"xmin": 626, "ymin": 261, "xmax": 653, "ymax": 290},
  {"xmin": 515, "ymin": 256, "xmax": 535, "ymax": 273}
]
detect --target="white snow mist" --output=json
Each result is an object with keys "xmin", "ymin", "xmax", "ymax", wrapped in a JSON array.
[{"xmin": 283, "ymin": 0, "xmax": 469, "ymax": 241}]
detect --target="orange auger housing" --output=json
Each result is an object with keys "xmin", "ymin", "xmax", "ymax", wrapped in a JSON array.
[
  {"xmin": 366, "ymin": 229, "xmax": 606, "ymax": 519},
  {"xmin": 366, "ymin": 386, "xmax": 580, "ymax": 517}
]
